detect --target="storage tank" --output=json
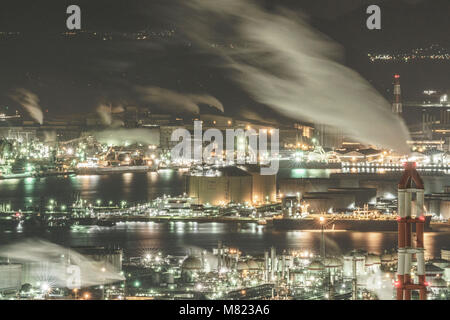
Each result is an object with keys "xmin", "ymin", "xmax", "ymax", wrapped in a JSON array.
[{"xmin": 343, "ymin": 250, "xmax": 366, "ymax": 277}]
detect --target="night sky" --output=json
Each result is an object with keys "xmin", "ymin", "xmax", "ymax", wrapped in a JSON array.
[{"xmin": 0, "ymin": 0, "xmax": 448, "ymax": 121}]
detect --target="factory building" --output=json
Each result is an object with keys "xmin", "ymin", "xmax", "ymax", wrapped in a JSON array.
[{"xmin": 187, "ymin": 166, "xmax": 276, "ymax": 206}]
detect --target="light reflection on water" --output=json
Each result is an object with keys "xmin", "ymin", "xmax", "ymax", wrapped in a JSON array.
[
  {"xmin": 1, "ymin": 222, "xmax": 448, "ymax": 259},
  {"xmin": 0, "ymin": 170, "xmax": 448, "ymax": 260},
  {"xmin": 0, "ymin": 171, "xmax": 186, "ymax": 209}
]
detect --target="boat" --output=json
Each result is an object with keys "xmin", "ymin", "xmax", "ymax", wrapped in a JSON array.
[
  {"xmin": 257, "ymin": 219, "xmax": 267, "ymax": 225},
  {"xmin": 46, "ymin": 218, "xmax": 74, "ymax": 230},
  {"xmin": 76, "ymin": 165, "xmax": 151, "ymax": 175},
  {"xmin": 72, "ymin": 217, "xmax": 98, "ymax": 226},
  {"xmin": 272, "ymin": 214, "xmax": 432, "ymax": 232},
  {"xmin": 22, "ymin": 215, "xmax": 73, "ymax": 230},
  {"xmin": 96, "ymin": 219, "xmax": 116, "ymax": 227}
]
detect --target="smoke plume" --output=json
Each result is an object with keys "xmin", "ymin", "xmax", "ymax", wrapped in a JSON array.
[
  {"xmin": 137, "ymin": 86, "xmax": 224, "ymax": 114},
  {"xmin": 96, "ymin": 104, "xmax": 125, "ymax": 127},
  {"xmin": 177, "ymin": 0, "xmax": 411, "ymax": 153},
  {"xmin": 93, "ymin": 128, "xmax": 159, "ymax": 146},
  {"xmin": 11, "ymin": 89, "xmax": 44, "ymax": 125}
]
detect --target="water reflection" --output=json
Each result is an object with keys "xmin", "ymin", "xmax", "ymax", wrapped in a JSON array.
[
  {"xmin": 0, "ymin": 223, "xmax": 448, "ymax": 259},
  {"xmin": 0, "ymin": 171, "xmax": 185, "ymax": 209}
]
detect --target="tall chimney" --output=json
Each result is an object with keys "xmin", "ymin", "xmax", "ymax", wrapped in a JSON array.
[
  {"xmin": 392, "ymin": 74, "xmax": 402, "ymax": 114},
  {"xmin": 270, "ymin": 246, "xmax": 276, "ymax": 282},
  {"xmin": 396, "ymin": 162, "xmax": 427, "ymax": 300}
]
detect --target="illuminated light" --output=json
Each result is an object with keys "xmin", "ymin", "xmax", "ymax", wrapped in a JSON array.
[
  {"xmin": 84, "ymin": 293, "xmax": 90, "ymax": 299},
  {"xmin": 41, "ymin": 282, "xmax": 50, "ymax": 292},
  {"xmin": 394, "ymin": 74, "xmax": 400, "ymax": 79}
]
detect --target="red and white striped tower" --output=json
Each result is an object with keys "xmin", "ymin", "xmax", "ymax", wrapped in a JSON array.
[
  {"xmin": 396, "ymin": 162, "xmax": 427, "ymax": 300},
  {"xmin": 392, "ymin": 74, "xmax": 402, "ymax": 114}
]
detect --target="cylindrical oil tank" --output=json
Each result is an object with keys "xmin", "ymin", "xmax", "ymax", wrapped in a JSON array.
[{"xmin": 343, "ymin": 251, "xmax": 366, "ymax": 278}]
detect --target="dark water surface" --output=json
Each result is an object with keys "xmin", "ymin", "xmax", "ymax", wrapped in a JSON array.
[
  {"xmin": 0, "ymin": 222, "xmax": 448, "ymax": 259},
  {"xmin": 0, "ymin": 170, "xmax": 448, "ymax": 259}
]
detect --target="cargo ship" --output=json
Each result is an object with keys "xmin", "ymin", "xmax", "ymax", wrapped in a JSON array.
[
  {"xmin": 272, "ymin": 214, "xmax": 432, "ymax": 232},
  {"xmin": 76, "ymin": 165, "xmax": 152, "ymax": 175}
]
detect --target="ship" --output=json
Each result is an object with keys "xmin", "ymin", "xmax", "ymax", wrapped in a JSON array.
[
  {"xmin": 21, "ymin": 215, "xmax": 74, "ymax": 231},
  {"xmin": 272, "ymin": 214, "xmax": 432, "ymax": 232},
  {"xmin": 76, "ymin": 165, "xmax": 152, "ymax": 175}
]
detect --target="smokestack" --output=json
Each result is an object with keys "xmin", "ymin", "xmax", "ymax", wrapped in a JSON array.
[
  {"xmin": 201, "ymin": 250, "xmax": 206, "ymax": 270},
  {"xmin": 392, "ymin": 74, "xmax": 402, "ymax": 114},
  {"xmin": 264, "ymin": 251, "xmax": 269, "ymax": 282},
  {"xmin": 396, "ymin": 162, "xmax": 427, "ymax": 300},
  {"xmin": 217, "ymin": 241, "xmax": 222, "ymax": 271},
  {"xmin": 270, "ymin": 246, "xmax": 276, "ymax": 282}
]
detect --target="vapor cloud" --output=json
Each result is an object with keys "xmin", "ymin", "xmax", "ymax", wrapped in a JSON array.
[
  {"xmin": 179, "ymin": 0, "xmax": 411, "ymax": 153},
  {"xmin": 137, "ymin": 86, "xmax": 224, "ymax": 114},
  {"xmin": 10, "ymin": 88, "xmax": 44, "ymax": 125},
  {"xmin": 96, "ymin": 104, "xmax": 125, "ymax": 127},
  {"xmin": 0, "ymin": 239, "xmax": 124, "ymax": 288},
  {"xmin": 93, "ymin": 128, "xmax": 159, "ymax": 146}
]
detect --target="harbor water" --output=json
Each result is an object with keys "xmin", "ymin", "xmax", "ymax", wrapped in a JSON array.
[{"xmin": 0, "ymin": 169, "xmax": 448, "ymax": 259}]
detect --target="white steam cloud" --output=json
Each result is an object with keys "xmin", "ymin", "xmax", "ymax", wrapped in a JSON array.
[
  {"xmin": 0, "ymin": 239, "xmax": 124, "ymax": 288},
  {"xmin": 11, "ymin": 88, "xmax": 44, "ymax": 125},
  {"xmin": 96, "ymin": 104, "xmax": 125, "ymax": 127},
  {"xmin": 181, "ymin": 0, "xmax": 411, "ymax": 153},
  {"xmin": 137, "ymin": 86, "xmax": 224, "ymax": 114},
  {"xmin": 93, "ymin": 128, "xmax": 159, "ymax": 146},
  {"xmin": 43, "ymin": 131, "xmax": 57, "ymax": 143}
]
